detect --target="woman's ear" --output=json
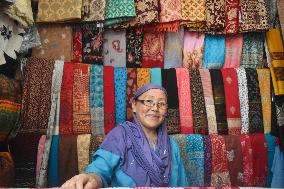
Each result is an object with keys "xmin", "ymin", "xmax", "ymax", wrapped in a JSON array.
[{"xmin": 131, "ymin": 99, "xmax": 137, "ymax": 113}]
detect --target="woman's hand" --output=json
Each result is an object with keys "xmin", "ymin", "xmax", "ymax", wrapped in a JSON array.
[{"xmin": 61, "ymin": 173, "xmax": 102, "ymax": 189}]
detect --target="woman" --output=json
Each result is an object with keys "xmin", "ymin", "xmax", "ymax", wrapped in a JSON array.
[{"xmin": 61, "ymin": 83, "xmax": 188, "ymax": 188}]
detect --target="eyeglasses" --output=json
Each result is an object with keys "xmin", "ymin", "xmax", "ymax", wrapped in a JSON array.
[{"xmin": 136, "ymin": 99, "xmax": 168, "ymax": 110}]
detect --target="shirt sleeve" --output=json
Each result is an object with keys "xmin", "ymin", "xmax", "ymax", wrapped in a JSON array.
[{"xmin": 85, "ymin": 149, "xmax": 121, "ymax": 187}]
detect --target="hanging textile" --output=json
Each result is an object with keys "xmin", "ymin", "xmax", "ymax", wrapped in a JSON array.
[
  {"xmin": 268, "ymin": 0, "xmax": 278, "ymax": 28},
  {"xmin": 72, "ymin": 29, "xmax": 82, "ymax": 62},
  {"xmin": 159, "ymin": 0, "xmax": 182, "ymax": 23},
  {"xmin": 271, "ymin": 146, "xmax": 284, "ymax": 188},
  {"xmin": 32, "ymin": 25, "xmax": 73, "ymax": 62},
  {"xmin": 278, "ymin": 0, "xmax": 284, "ymax": 41},
  {"xmin": 36, "ymin": 0, "xmax": 82, "ymax": 22},
  {"xmin": 103, "ymin": 66, "xmax": 115, "ymax": 134},
  {"xmin": 137, "ymin": 68, "xmax": 150, "ymax": 89},
  {"xmin": 257, "ymin": 69, "xmax": 271, "ymax": 134},
  {"xmin": 239, "ymin": 134, "xmax": 254, "ymax": 186},
  {"xmin": 203, "ymin": 135, "xmax": 212, "ymax": 186},
  {"xmin": 48, "ymin": 135, "xmax": 59, "ymax": 187},
  {"xmin": 183, "ymin": 32, "xmax": 205, "ymax": 69},
  {"xmin": 202, "ymin": 35, "xmax": 226, "ymax": 69},
  {"xmin": 36, "ymin": 135, "xmax": 46, "ymax": 186},
  {"xmin": 250, "ymin": 134, "xmax": 268, "ymax": 187},
  {"xmin": 224, "ymin": 135, "xmax": 243, "ymax": 186},
  {"xmin": 161, "ymin": 68, "xmax": 181, "ymax": 134},
  {"xmin": 126, "ymin": 68, "xmax": 137, "ymax": 120},
  {"xmin": 103, "ymin": 29, "xmax": 126, "ymax": 67},
  {"xmin": 240, "ymin": 32, "xmax": 264, "ymax": 69},
  {"xmin": 199, "ymin": 69, "xmax": 218, "ymax": 134},
  {"xmin": 210, "ymin": 135, "xmax": 231, "ymax": 187},
  {"xmin": 0, "ymin": 149, "xmax": 14, "ymax": 187},
  {"xmin": 9, "ymin": 133, "xmax": 41, "ymax": 187},
  {"xmin": 221, "ymin": 68, "xmax": 241, "ymax": 135},
  {"xmin": 205, "ymin": 0, "xmax": 226, "ymax": 31},
  {"xmin": 21, "ymin": 57, "xmax": 54, "ymax": 133},
  {"xmin": 142, "ymin": 32, "xmax": 165, "ymax": 68},
  {"xmin": 164, "ymin": 29, "xmax": 184, "ymax": 68},
  {"xmin": 189, "ymin": 69, "xmax": 208, "ymax": 134},
  {"xmin": 59, "ymin": 63, "xmax": 74, "ymax": 135},
  {"xmin": 90, "ymin": 65, "xmax": 104, "ymax": 135},
  {"xmin": 274, "ymin": 95, "xmax": 284, "ymax": 151},
  {"xmin": 223, "ymin": 34, "xmax": 243, "ymax": 68},
  {"xmin": 245, "ymin": 68, "xmax": 264, "ymax": 133},
  {"xmin": 239, "ymin": 0, "xmax": 270, "ymax": 32},
  {"xmin": 266, "ymin": 29, "xmax": 284, "ymax": 96},
  {"xmin": 176, "ymin": 68, "xmax": 193, "ymax": 134},
  {"xmin": 150, "ymin": 68, "xmax": 162, "ymax": 86},
  {"xmin": 265, "ymin": 134, "xmax": 276, "ymax": 187},
  {"xmin": 104, "ymin": 0, "xmax": 135, "ymax": 26},
  {"xmin": 58, "ymin": 135, "xmax": 79, "ymax": 186},
  {"xmin": 236, "ymin": 67, "xmax": 249, "ymax": 134},
  {"xmin": 126, "ymin": 28, "xmax": 143, "ymax": 68},
  {"xmin": 210, "ymin": 69, "xmax": 228, "ymax": 135},
  {"xmin": 82, "ymin": 0, "xmax": 106, "ymax": 21},
  {"xmin": 0, "ymin": 12, "xmax": 24, "ymax": 65},
  {"xmin": 181, "ymin": 0, "xmax": 206, "ymax": 28},
  {"xmin": 82, "ymin": 29, "xmax": 104, "ymax": 65},
  {"xmin": 89, "ymin": 135, "xmax": 105, "ymax": 163},
  {"xmin": 186, "ymin": 134, "xmax": 204, "ymax": 186},
  {"xmin": 77, "ymin": 134, "xmax": 91, "ymax": 173},
  {"xmin": 224, "ymin": 0, "xmax": 240, "ymax": 34},
  {"xmin": 73, "ymin": 63, "xmax": 91, "ymax": 134},
  {"xmin": 114, "ymin": 67, "xmax": 127, "ymax": 126}
]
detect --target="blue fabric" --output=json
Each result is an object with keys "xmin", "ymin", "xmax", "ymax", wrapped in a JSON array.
[
  {"xmin": 202, "ymin": 35, "xmax": 225, "ymax": 69},
  {"xmin": 265, "ymin": 134, "xmax": 276, "ymax": 187},
  {"xmin": 48, "ymin": 135, "xmax": 59, "ymax": 187},
  {"xmin": 164, "ymin": 29, "xmax": 184, "ymax": 68},
  {"xmin": 150, "ymin": 68, "xmax": 162, "ymax": 86},
  {"xmin": 90, "ymin": 65, "xmax": 104, "ymax": 135},
  {"xmin": 271, "ymin": 146, "xmax": 284, "ymax": 188},
  {"xmin": 86, "ymin": 138, "xmax": 188, "ymax": 187},
  {"xmin": 185, "ymin": 134, "xmax": 204, "ymax": 186},
  {"xmin": 114, "ymin": 67, "xmax": 127, "ymax": 125}
]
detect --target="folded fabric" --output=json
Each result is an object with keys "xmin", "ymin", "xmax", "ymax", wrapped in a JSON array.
[{"xmin": 82, "ymin": 0, "xmax": 106, "ymax": 21}]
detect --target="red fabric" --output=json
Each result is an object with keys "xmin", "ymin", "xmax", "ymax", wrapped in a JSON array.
[
  {"xmin": 250, "ymin": 134, "xmax": 268, "ymax": 187},
  {"xmin": 126, "ymin": 68, "xmax": 137, "ymax": 120},
  {"xmin": 59, "ymin": 63, "xmax": 74, "ymax": 135},
  {"xmin": 225, "ymin": 0, "xmax": 240, "ymax": 34},
  {"xmin": 221, "ymin": 68, "xmax": 241, "ymax": 135},
  {"xmin": 72, "ymin": 29, "xmax": 82, "ymax": 62},
  {"xmin": 104, "ymin": 66, "xmax": 116, "ymax": 134},
  {"xmin": 239, "ymin": 134, "xmax": 254, "ymax": 186},
  {"xmin": 142, "ymin": 32, "xmax": 165, "ymax": 68}
]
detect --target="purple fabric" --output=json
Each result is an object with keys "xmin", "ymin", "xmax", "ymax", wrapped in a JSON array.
[
  {"xmin": 100, "ymin": 114, "xmax": 171, "ymax": 186},
  {"xmin": 203, "ymin": 135, "xmax": 212, "ymax": 186},
  {"xmin": 133, "ymin": 83, "xmax": 167, "ymax": 99}
]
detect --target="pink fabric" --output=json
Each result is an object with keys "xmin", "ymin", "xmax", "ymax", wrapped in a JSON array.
[
  {"xmin": 176, "ymin": 68, "xmax": 193, "ymax": 134},
  {"xmin": 223, "ymin": 34, "xmax": 243, "ymax": 68},
  {"xmin": 183, "ymin": 32, "xmax": 205, "ymax": 69},
  {"xmin": 199, "ymin": 69, "xmax": 218, "ymax": 134},
  {"xmin": 36, "ymin": 135, "xmax": 46, "ymax": 182}
]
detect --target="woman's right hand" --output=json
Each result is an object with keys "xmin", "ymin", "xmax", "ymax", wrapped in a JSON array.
[{"xmin": 61, "ymin": 173, "xmax": 102, "ymax": 189}]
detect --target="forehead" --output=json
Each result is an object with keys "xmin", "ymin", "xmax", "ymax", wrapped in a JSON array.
[{"xmin": 138, "ymin": 89, "xmax": 167, "ymax": 100}]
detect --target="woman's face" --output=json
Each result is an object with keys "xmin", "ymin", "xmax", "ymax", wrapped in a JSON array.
[{"xmin": 132, "ymin": 89, "xmax": 168, "ymax": 131}]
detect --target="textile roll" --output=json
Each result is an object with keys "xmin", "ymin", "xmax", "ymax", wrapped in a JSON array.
[
  {"xmin": 223, "ymin": 34, "xmax": 243, "ymax": 68},
  {"xmin": 126, "ymin": 28, "xmax": 143, "ymax": 68},
  {"xmin": 126, "ymin": 68, "xmax": 137, "ymax": 120}
]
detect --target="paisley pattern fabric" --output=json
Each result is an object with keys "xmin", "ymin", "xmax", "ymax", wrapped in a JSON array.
[
  {"xmin": 126, "ymin": 28, "xmax": 143, "ymax": 68},
  {"xmin": 160, "ymin": 0, "xmax": 182, "ymax": 22},
  {"xmin": 236, "ymin": 67, "xmax": 249, "ymax": 134},
  {"xmin": 205, "ymin": 0, "xmax": 226, "ymax": 31},
  {"xmin": 77, "ymin": 134, "xmax": 91, "ymax": 173},
  {"xmin": 114, "ymin": 67, "xmax": 127, "ymax": 126},
  {"xmin": 202, "ymin": 35, "xmax": 226, "ymax": 69},
  {"xmin": 73, "ymin": 63, "xmax": 91, "ymax": 134},
  {"xmin": 257, "ymin": 69, "xmax": 271, "ymax": 133},
  {"xmin": 126, "ymin": 68, "xmax": 137, "ymax": 120},
  {"xmin": 224, "ymin": 0, "xmax": 240, "ymax": 34},
  {"xmin": 245, "ymin": 68, "xmax": 264, "ymax": 133},
  {"xmin": 37, "ymin": 0, "xmax": 82, "ymax": 22},
  {"xmin": 189, "ymin": 69, "xmax": 208, "ymax": 134},
  {"xmin": 103, "ymin": 29, "xmax": 126, "ymax": 67},
  {"xmin": 223, "ymin": 34, "xmax": 243, "ymax": 68},
  {"xmin": 239, "ymin": 0, "xmax": 270, "ymax": 32},
  {"xmin": 164, "ymin": 29, "xmax": 184, "ymax": 68},
  {"xmin": 199, "ymin": 69, "xmax": 218, "ymax": 134},
  {"xmin": 82, "ymin": 0, "xmax": 106, "ymax": 21},
  {"xmin": 82, "ymin": 29, "xmax": 104, "ymax": 65},
  {"xmin": 142, "ymin": 32, "xmax": 165, "ymax": 68},
  {"xmin": 183, "ymin": 32, "xmax": 205, "ymax": 69},
  {"xmin": 137, "ymin": 68, "xmax": 150, "ymax": 89},
  {"xmin": 240, "ymin": 32, "xmax": 264, "ymax": 69},
  {"xmin": 90, "ymin": 65, "xmax": 104, "ymax": 135},
  {"xmin": 32, "ymin": 25, "xmax": 73, "ymax": 62},
  {"xmin": 176, "ymin": 68, "xmax": 193, "ymax": 134},
  {"xmin": 181, "ymin": 0, "xmax": 206, "ymax": 28}
]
